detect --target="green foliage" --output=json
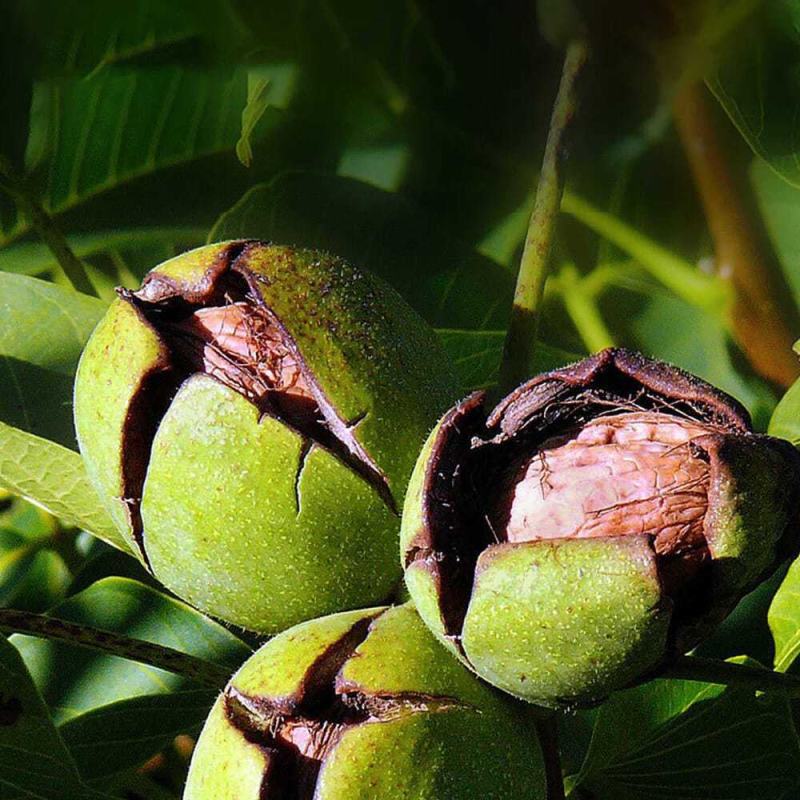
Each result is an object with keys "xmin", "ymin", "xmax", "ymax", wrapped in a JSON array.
[
  {"xmin": 0, "ymin": 500, "xmax": 71, "ymax": 611},
  {"xmin": 0, "ymin": 633, "xmax": 90, "ymax": 799},
  {"xmin": 569, "ymin": 662, "xmax": 800, "ymax": 798},
  {"xmin": 0, "ymin": 424, "xmax": 121, "ymax": 548},
  {"xmin": 2, "ymin": 0, "xmax": 800, "ymax": 798},
  {"xmin": 769, "ymin": 557, "xmax": 800, "ymax": 672},
  {"xmin": 708, "ymin": 0, "xmax": 800, "ymax": 187},
  {"xmin": 13, "ymin": 577, "xmax": 249, "ymax": 722},
  {"xmin": 0, "ymin": 274, "xmax": 106, "ymax": 447},
  {"xmin": 770, "ymin": 378, "xmax": 800, "ymax": 446},
  {"xmin": 210, "ymin": 173, "xmax": 515, "ymax": 331},
  {"xmin": 60, "ymin": 690, "xmax": 218, "ymax": 786}
]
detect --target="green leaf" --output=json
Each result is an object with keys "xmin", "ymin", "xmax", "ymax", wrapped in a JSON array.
[
  {"xmin": 0, "ymin": 499, "xmax": 56, "ymax": 540},
  {"xmin": 708, "ymin": 1, "xmax": 800, "ymax": 187},
  {"xmin": 477, "ymin": 200, "xmax": 530, "ymax": 268},
  {"xmin": 769, "ymin": 376, "xmax": 800, "ymax": 445},
  {"xmin": 0, "ymin": 500, "xmax": 69, "ymax": 612},
  {"xmin": 209, "ymin": 172, "xmax": 515, "ymax": 330},
  {"xmin": 0, "ymin": 423, "xmax": 123, "ymax": 550},
  {"xmin": 60, "ymin": 689, "xmax": 216, "ymax": 783},
  {"xmin": 0, "ymin": 273, "xmax": 106, "ymax": 448},
  {"xmin": 0, "ymin": 227, "xmax": 206, "ymax": 276},
  {"xmin": 0, "ymin": 529, "xmax": 43, "ymax": 607},
  {"xmin": 0, "ymin": 633, "xmax": 87, "ymax": 799},
  {"xmin": 236, "ymin": 65, "xmax": 298, "ymax": 167},
  {"xmin": 437, "ymin": 329, "xmax": 577, "ymax": 393},
  {"xmin": 572, "ymin": 665, "xmax": 800, "ymax": 800},
  {"xmin": 2, "ymin": 63, "xmax": 283, "ymax": 245},
  {"xmin": 437, "ymin": 329, "xmax": 506, "ymax": 392},
  {"xmin": 12, "ymin": 577, "xmax": 250, "ymax": 724},
  {"xmin": 752, "ymin": 157, "xmax": 800, "ymax": 309},
  {"xmin": 337, "ymin": 144, "xmax": 410, "ymax": 193},
  {"xmin": 0, "ymin": 527, "xmax": 71, "ymax": 613},
  {"xmin": 43, "ymin": 67, "xmax": 244, "ymax": 221},
  {"xmin": 13, "ymin": 0, "xmax": 245, "ymax": 76},
  {"xmin": 768, "ymin": 556, "xmax": 800, "ymax": 672}
]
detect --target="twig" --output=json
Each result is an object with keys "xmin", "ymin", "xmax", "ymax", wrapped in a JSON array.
[
  {"xmin": 554, "ymin": 263, "xmax": 615, "ymax": 352},
  {"xmin": 535, "ymin": 712, "xmax": 566, "ymax": 800},
  {"xmin": 0, "ymin": 159, "xmax": 97, "ymax": 297},
  {"xmin": 0, "ymin": 608, "xmax": 232, "ymax": 689},
  {"xmin": 499, "ymin": 39, "xmax": 590, "ymax": 394},
  {"xmin": 673, "ymin": 82, "xmax": 800, "ymax": 387},
  {"xmin": 664, "ymin": 655, "xmax": 800, "ymax": 697},
  {"xmin": 561, "ymin": 190, "xmax": 726, "ymax": 311}
]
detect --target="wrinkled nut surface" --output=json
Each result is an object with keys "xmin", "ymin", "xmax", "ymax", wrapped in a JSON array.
[
  {"xmin": 401, "ymin": 348, "xmax": 800, "ymax": 707},
  {"xmin": 74, "ymin": 241, "xmax": 459, "ymax": 633},
  {"xmin": 184, "ymin": 604, "xmax": 546, "ymax": 800}
]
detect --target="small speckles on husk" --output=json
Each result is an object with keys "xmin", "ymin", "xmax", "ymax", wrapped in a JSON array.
[
  {"xmin": 184, "ymin": 605, "xmax": 546, "ymax": 800},
  {"xmin": 74, "ymin": 241, "xmax": 460, "ymax": 633},
  {"xmin": 401, "ymin": 348, "xmax": 800, "ymax": 707}
]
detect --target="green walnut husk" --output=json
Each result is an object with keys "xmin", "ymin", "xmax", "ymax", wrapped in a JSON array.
[
  {"xmin": 185, "ymin": 604, "xmax": 546, "ymax": 800},
  {"xmin": 74, "ymin": 241, "xmax": 459, "ymax": 633},
  {"xmin": 401, "ymin": 348, "xmax": 800, "ymax": 708}
]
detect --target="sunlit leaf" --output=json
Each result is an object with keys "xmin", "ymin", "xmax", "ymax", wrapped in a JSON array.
[
  {"xmin": 12, "ymin": 577, "xmax": 250, "ymax": 723},
  {"xmin": 0, "ymin": 422, "xmax": 123, "ymax": 550},
  {"xmin": 2, "ymin": 63, "xmax": 290, "ymax": 245},
  {"xmin": 752, "ymin": 157, "xmax": 800, "ymax": 307},
  {"xmin": 61, "ymin": 689, "xmax": 216, "ymax": 784},
  {"xmin": 0, "ymin": 633, "xmax": 88, "ymax": 799},
  {"xmin": 768, "ymin": 556, "xmax": 800, "ymax": 672},
  {"xmin": 0, "ymin": 227, "xmax": 206, "ymax": 277},
  {"xmin": 599, "ymin": 280, "xmax": 776, "ymax": 428},
  {"xmin": 769, "ymin": 376, "xmax": 800, "ymax": 445},
  {"xmin": 237, "ymin": 65, "xmax": 298, "ymax": 167},
  {"xmin": 0, "ymin": 527, "xmax": 71, "ymax": 613},
  {"xmin": 0, "ymin": 273, "xmax": 105, "ymax": 448}
]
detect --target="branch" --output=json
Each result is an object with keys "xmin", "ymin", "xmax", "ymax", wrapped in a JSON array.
[
  {"xmin": 674, "ymin": 82, "xmax": 800, "ymax": 388},
  {"xmin": 499, "ymin": 39, "xmax": 589, "ymax": 393},
  {"xmin": 663, "ymin": 655, "xmax": 800, "ymax": 697},
  {"xmin": 0, "ymin": 608, "xmax": 232, "ymax": 689},
  {"xmin": 0, "ymin": 160, "xmax": 98, "ymax": 297},
  {"xmin": 535, "ymin": 712, "xmax": 566, "ymax": 800}
]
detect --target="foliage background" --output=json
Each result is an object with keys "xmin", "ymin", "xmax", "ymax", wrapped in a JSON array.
[{"xmin": 4, "ymin": 0, "xmax": 800, "ymax": 797}]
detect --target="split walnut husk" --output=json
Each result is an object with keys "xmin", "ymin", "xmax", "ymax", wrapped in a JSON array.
[
  {"xmin": 184, "ymin": 604, "xmax": 546, "ymax": 800},
  {"xmin": 401, "ymin": 348, "xmax": 800, "ymax": 707},
  {"xmin": 74, "ymin": 241, "xmax": 459, "ymax": 633}
]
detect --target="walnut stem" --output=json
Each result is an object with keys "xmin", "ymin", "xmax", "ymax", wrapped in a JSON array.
[
  {"xmin": 499, "ymin": 39, "xmax": 589, "ymax": 394},
  {"xmin": 664, "ymin": 655, "xmax": 800, "ymax": 697},
  {"xmin": 536, "ymin": 712, "xmax": 566, "ymax": 800},
  {"xmin": 673, "ymin": 82, "xmax": 800, "ymax": 387}
]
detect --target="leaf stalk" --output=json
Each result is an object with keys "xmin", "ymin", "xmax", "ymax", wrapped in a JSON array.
[
  {"xmin": 0, "ymin": 608, "xmax": 232, "ymax": 689},
  {"xmin": 0, "ymin": 159, "xmax": 98, "ymax": 297},
  {"xmin": 499, "ymin": 39, "xmax": 589, "ymax": 394}
]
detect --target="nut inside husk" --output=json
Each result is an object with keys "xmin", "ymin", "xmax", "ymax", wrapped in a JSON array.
[
  {"xmin": 116, "ymin": 241, "xmax": 394, "ymax": 563},
  {"xmin": 219, "ymin": 612, "xmax": 466, "ymax": 799},
  {"xmin": 405, "ymin": 348, "xmax": 800, "ymax": 655},
  {"xmin": 169, "ymin": 302, "xmax": 317, "ymax": 424},
  {"xmin": 491, "ymin": 411, "xmax": 713, "ymax": 589}
]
